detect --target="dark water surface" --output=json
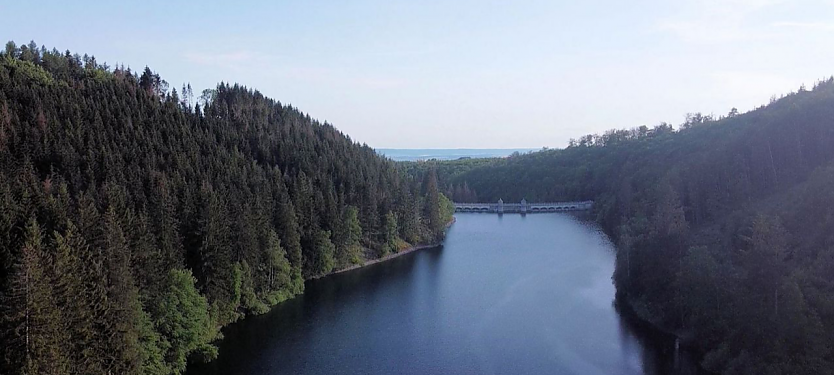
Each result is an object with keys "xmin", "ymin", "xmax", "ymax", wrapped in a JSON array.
[{"xmin": 188, "ymin": 214, "xmax": 702, "ymax": 375}]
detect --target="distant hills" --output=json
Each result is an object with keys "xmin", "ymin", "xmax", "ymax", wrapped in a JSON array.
[
  {"xmin": 377, "ymin": 148, "xmax": 537, "ymax": 161},
  {"xmin": 418, "ymin": 78, "xmax": 834, "ymax": 374}
]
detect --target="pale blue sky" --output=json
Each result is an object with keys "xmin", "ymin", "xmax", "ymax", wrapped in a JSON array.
[{"xmin": 2, "ymin": 0, "xmax": 833, "ymax": 148}]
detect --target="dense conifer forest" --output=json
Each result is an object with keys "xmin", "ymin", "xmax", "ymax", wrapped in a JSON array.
[
  {"xmin": 416, "ymin": 80, "xmax": 834, "ymax": 374},
  {"xmin": 0, "ymin": 41, "xmax": 453, "ymax": 375}
]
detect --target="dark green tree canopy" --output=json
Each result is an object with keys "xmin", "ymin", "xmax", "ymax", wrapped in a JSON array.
[
  {"xmin": 415, "ymin": 77, "xmax": 834, "ymax": 374},
  {"xmin": 0, "ymin": 41, "xmax": 453, "ymax": 375}
]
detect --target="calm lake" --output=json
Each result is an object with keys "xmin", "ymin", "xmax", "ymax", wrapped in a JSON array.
[{"xmin": 188, "ymin": 214, "xmax": 702, "ymax": 375}]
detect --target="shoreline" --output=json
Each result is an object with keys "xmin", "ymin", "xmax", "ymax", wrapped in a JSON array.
[
  {"xmin": 320, "ymin": 216, "xmax": 457, "ymax": 279},
  {"xmin": 189, "ymin": 217, "xmax": 457, "ymax": 372},
  {"xmin": 615, "ymin": 293, "xmax": 715, "ymax": 374},
  {"xmin": 329, "ymin": 243, "xmax": 442, "ymax": 276}
]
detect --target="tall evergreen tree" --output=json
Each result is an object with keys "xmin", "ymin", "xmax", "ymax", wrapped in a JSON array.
[
  {"xmin": 0, "ymin": 218, "xmax": 69, "ymax": 375},
  {"xmin": 422, "ymin": 169, "xmax": 443, "ymax": 242},
  {"xmin": 0, "ymin": 42, "xmax": 453, "ymax": 375}
]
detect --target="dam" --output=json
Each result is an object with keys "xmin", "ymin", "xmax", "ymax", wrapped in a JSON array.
[{"xmin": 453, "ymin": 199, "xmax": 594, "ymax": 213}]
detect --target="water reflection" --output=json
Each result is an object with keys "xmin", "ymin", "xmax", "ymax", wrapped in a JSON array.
[{"xmin": 188, "ymin": 214, "xmax": 703, "ymax": 375}]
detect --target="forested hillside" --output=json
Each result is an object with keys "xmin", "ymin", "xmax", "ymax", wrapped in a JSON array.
[
  {"xmin": 0, "ymin": 41, "xmax": 452, "ymax": 375},
  {"xmin": 421, "ymin": 80, "xmax": 834, "ymax": 374}
]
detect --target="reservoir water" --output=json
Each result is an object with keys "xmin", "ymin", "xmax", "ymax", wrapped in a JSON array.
[{"xmin": 188, "ymin": 214, "xmax": 702, "ymax": 375}]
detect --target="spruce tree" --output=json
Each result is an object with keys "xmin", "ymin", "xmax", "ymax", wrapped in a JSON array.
[{"xmin": 0, "ymin": 218, "xmax": 69, "ymax": 375}]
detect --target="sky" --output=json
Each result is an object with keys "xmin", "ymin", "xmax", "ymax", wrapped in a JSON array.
[{"xmin": 2, "ymin": 0, "xmax": 834, "ymax": 148}]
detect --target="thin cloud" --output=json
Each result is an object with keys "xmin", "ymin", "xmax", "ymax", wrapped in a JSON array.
[
  {"xmin": 281, "ymin": 67, "xmax": 410, "ymax": 89},
  {"xmin": 656, "ymin": 20, "xmax": 756, "ymax": 43},
  {"xmin": 772, "ymin": 21, "xmax": 834, "ymax": 31},
  {"xmin": 711, "ymin": 70, "xmax": 800, "ymax": 105},
  {"xmin": 656, "ymin": 0, "xmax": 787, "ymax": 44},
  {"xmin": 183, "ymin": 51, "xmax": 260, "ymax": 68},
  {"xmin": 352, "ymin": 77, "xmax": 409, "ymax": 89}
]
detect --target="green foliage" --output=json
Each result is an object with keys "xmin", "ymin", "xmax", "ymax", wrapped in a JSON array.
[
  {"xmin": 0, "ymin": 40, "xmax": 456, "ymax": 375},
  {"xmin": 1, "ymin": 56, "xmax": 54, "ymax": 86},
  {"xmin": 53, "ymin": 222, "xmax": 111, "ymax": 375},
  {"xmin": 237, "ymin": 261, "xmax": 268, "ymax": 315},
  {"xmin": 231, "ymin": 262, "xmax": 243, "ymax": 314},
  {"xmin": 422, "ymin": 168, "xmax": 444, "ymax": 242},
  {"xmin": 0, "ymin": 218, "xmax": 69, "ymax": 375},
  {"xmin": 313, "ymin": 230, "xmax": 336, "ymax": 276},
  {"xmin": 383, "ymin": 211, "xmax": 398, "ymax": 256},
  {"xmin": 337, "ymin": 206, "xmax": 364, "ymax": 267},
  {"xmin": 154, "ymin": 269, "xmax": 215, "ymax": 375},
  {"xmin": 84, "ymin": 66, "xmax": 112, "ymax": 83},
  {"xmin": 136, "ymin": 300, "xmax": 169, "ymax": 375},
  {"xmin": 265, "ymin": 230, "xmax": 292, "ymax": 294},
  {"xmin": 425, "ymin": 78, "xmax": 834, "ymax": 374},
  {"xmin": 438, "ymin": 193, "xmax": 455, "ymax": 227}
]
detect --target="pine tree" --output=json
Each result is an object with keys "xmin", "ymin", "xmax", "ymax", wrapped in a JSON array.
[
  {"xmin": 265, "ymin": 229, "xmax": 291, "ymax": 292},
  {"xmin": 336, "ymin": 206, "xmax": 363, "ymax": 267},
  {"xmin": 383, "ymin": 211, "xmax": 398, "ymax": 256},
  {"xmin": 0, "ymin": 43, "xmax": 447, "ymax": 374},
  {"xmin": 150, "ymin": 175, "xmax": 182, "ymax": 271},
  {"xmin": 739, "ymin": 215, "xmax": 789, "ymax": 319},
  {"xmin": 0, "ymin": 218, "xmax": 69, "ymax": 375},
  {"xmin": 397, "ymin": 183, "xmax": 420, "ymax": 244},
  {"xmin": 313, "ymin": 230, "xmax": 336, "ymax": 276},
  {"xmin": 272, "ymin": 175, "xmax": 304, "ymax": 293},
  {"xmin": 154, "ymin": 269, "xmax": 215, "ymax": 375},
  {"xmin": 261, "ymin": 229, "xmax": 292, "ymax": 306},
  {"xmin": 101, "ymin": 206, "xmax": 146, "ymax": 374},
  {"xmin": 423, "ymin": 169, "xmax": 442, "ymax": 242},
  {"xmin": 52, "ymin": 222, "xmax": 110, "ymax": 375},
  {"xmin": 194, "ymin": 182, "xmax": 235, "ymax": 324}
]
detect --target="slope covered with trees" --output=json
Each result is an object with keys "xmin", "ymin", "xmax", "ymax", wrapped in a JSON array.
[
  {"xmin": 0, "ymin": 41, "xmax": 452, "ymax": 375},
  {"xmin": 420, "ymin": 80, "xmax": 834, "ymax": 374}
]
